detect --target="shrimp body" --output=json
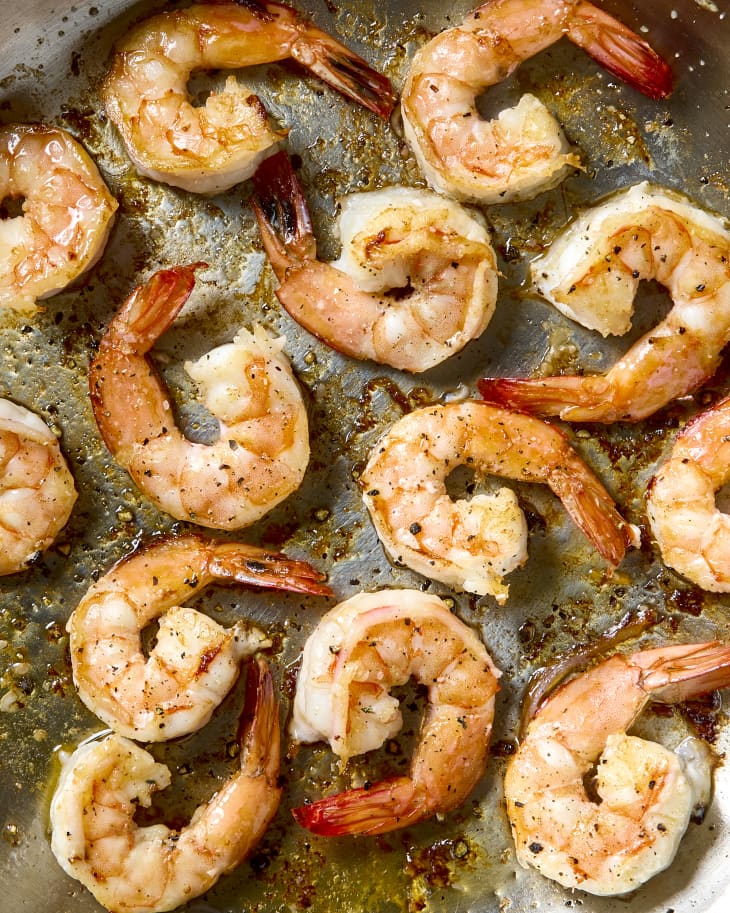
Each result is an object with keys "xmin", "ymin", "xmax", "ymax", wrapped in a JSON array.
[
  {"xmin": 103, "ymin": 1, "xmax": 395, "ymax": 194},
  {"xmin": 0, "ymin": 398, "xmax": 77, "ymax": 575},
  {"xmin": 647, "ymin": 393, "xmax": 730, "ymax": 591},
  {"xmin": 90, "ymin": 265, "xmax": 309, "ymax": 529},
  {"xmin": 360, "ymin": 401, "xmax": 636, "ymax": 603},
  {"xmin": 252, "ymin": 152, "xmax": 498, "ymax": 372},
  {"xmin": 505, "ymin": 641, "xmax": 730, "ymax": 894},
  {"xmin": 50, "ymin": 658, "xmax": 282, "ymax": 913},
  {"xmin": 480, "ymin": 183, "xmax": 730, "ymax": 422},
  {"xmin": 68, "ymin": 533, "xmax": 330, "ymax": 741},
  {"xmin": 290, "ymin": 589, "xmax": 501, "ymax": 836},
  {"xmin": 0, "ymin": 124, "xmax": 116, "ymax": 311},
  {"xmin": 400, "ymin": 0, "xmax": 672, "ymax": 204}
]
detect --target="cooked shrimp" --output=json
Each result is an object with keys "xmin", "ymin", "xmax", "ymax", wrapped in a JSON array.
[
  {"xmin": 647, "ymin": 393, "xmax": 730, "ymax": 591},
  {"xmin": 360, "ymin": 401, "xmax": 637, "ymax": 603},
  {"xmin": 68, "ymin": 532, "xmax": 330, "ymax": 742},
  {"xmin": 400, "ymin": 0, "xmax": 672, "ymax": 204},
  {"xmin": 251, "ymin": 152, "xmax": 499, "ymax": 372},
  {"xmin": 290, "ymin": 589, "xmax": 501, "ymax": 836},
  {"xmin": 0, "ymin": 124, "xmax": 116, "ymax": 311},
  {"xmin": 103, "ymin": 0, "xmax": 396, "ymax": 194},
  {"xmin": 89, "ymin": 264, "xmax": 310, "ymax": 529},
  {"xmin": 479, "ymin": 182, "xmax": 730, "ymax": 422},
  {"xmin": 0, "ymin": 397, "xmax": 77, "ymax": 575},
  {"xmin": 504, "ymin": 640, "xmax": 730, "ymax": 895},
  {"xmin": 50, "ymin": 657, "xmax": 281, "ymax": 913}
]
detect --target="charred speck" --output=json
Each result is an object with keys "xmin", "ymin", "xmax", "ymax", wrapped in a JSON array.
[
  {"xmin": 246, "ymin": 560, "xmax": 269, "ymax": 573},
  {"xmin": 500, "ymin": 242, "xmax": 521, "ymax": 263},
  {"xmin": 529, "ymin": 842, "xmax": 544, "ymax": 854},
  {"xmin": 409, "ymin": 522, "xmax": 422, "ymax": 535},
  {"xmin": 666, "ymin": 586, "xmax": 704, "ymax": 617},
  {"xmin": 490, "ymin": 739, "xmax": 517, "ymax": 757}
]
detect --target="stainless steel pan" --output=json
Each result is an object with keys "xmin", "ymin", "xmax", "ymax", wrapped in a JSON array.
[{"xmin": 1, "ymin": 1, "xmax": 729, "ymax": 911}]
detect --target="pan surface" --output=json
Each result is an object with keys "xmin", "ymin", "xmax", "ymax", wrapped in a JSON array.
[{"xmin": 1, "ymin": 1, "xmax": 729, "ymax": 911}]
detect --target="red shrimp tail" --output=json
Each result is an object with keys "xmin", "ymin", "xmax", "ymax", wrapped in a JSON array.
[
  {"xmin": 569, "ymin": 1, "xmax": 673, "ymax": 100},
  {"xmin": 639, "ymin": 642, "xmax": 730, "ymax": 703},
  {"xmin": 224, "ymin": 1, "xmax": 395, "ymax": 117},
  {"xmin": 105, "ymin": 264, "xmax": 208, "ymax": 354},
  {"xmin": 299, "ymin": 38, "xmax": 397, "ymax": 120},
  {"xmin": 251, "ymin": 151, "xmax": 316, "ymax": 279},
  {"xmin": 292, "ymin": 777, "xmax": 428, "ymax": 836},
  {"xmin": 238, "ymin": 657, "xmax": 281, "ymax": 784},
  {"xmin": 551, "ymin": 467, "xmax": 637, "ymax": 568},
  {"xmin": 210, "ymin": 540, "xmax": 333, "ymax": 597},
  {"xmin": 478, "ymin": 376, "xmax": 621, "ymax": 422}
]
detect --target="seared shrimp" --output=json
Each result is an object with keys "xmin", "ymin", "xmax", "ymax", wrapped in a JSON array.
[
  {"xmin": 68, "ymin": 533, "xmax": 330, "ymax": 742},
  {"xmin": 0, "ymin": 124, "xmax": 116, "ymax": 311},
  {"xmin": 103, "ymin": 1, "xmax": 395, "ymax": 194},
  {"xmin": 360, "ymin": 401, "xmax": 637, "ymax": 603},
  {"xmin": 89, "ymin": 265, "xmax": 309, "ymax": 529},
  {"xmin": 290, "ymin": 589, "xmax": 501, "ymax": 836},
  {"xmin": 647, "ymin": 393, "xmax": 730, "ymax": 591},
  {"xmin": 480, "ymin": 183, "xmax": 730, "ymax": 422},
  {"xmin": 505, "ymin": 640, "xmax": 730, "ymax": 895},
  {"xmin": 400, "ymin": 0, "xmax": 672, "ymax": 204},
  {"xmin": 0, "ymin": 398, "xmax": 77, "ymax": 575},
  {"xmin": 252, "ymin": 152, "xmax": 498, "ymax": 372},
  {"xmin": 51, "ymin": 657, "xmax": 281, "ymax": 913}
]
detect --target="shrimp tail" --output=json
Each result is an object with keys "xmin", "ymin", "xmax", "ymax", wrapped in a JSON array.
[
  {"xmin": 478, "ymin": 375, "xmax": 618, "ymax": 422},
  {"xmin": 287, "ymin": 14, "xmax": 396, "ymax": 118},
  {"xmin": 635, "ymin": 641, "xmax": 730, "ymax": 703},
  {"xmin": 251, "ymin": 151, "xmax": 316, "ymax": 279},
  {"xmin": 102, "ymin": 263, "xmax": 208, "ymax": 355},
  {"xmin": 550, "ymin": 464, "xmax": 638, "ymax": 567},
  {"xmin": 238, "ymin": 657, "xmax": 281, "ymax": 784},
  {"xmin": 292, "ymin": 776, "xmax": 428, "ymax": 836},
  {"xmin": 294, "ymin": 38, "xmax": 397, "ymax": 120},
  {"xmin": 209, "ymin": 541, "xmax": 333, "ymax": 596},
  {"xmin": 228, "ymin": 0, "xmax": 396, "ymax": 117},
  {"xmin": 568, "ymin": 1, "xmax": 673, "ymax": 100}
]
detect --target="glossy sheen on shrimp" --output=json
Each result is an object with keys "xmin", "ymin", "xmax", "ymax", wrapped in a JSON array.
[
  {"xmin": 505, "ymin": 641, "xmax": 730, "ymax": 895},
  {"xmin": 0, "ymin": 398, "xmax": 77, "ymax": 575},
  {"xmin": 252, "ymin": 152, "xmax": 498, "ymax": 372},
  {"xmin": 400, "ymin": 0, "xmax": 672, "ymax": 204},
  {"xmin": 51, "ymin": 658, "xmax": 282, "ymax": 913},
  {"xmin": 103, "ymin": 1, "xmax": 396, "ymax": 194},
  {"xmin": 480, "ymin": 183, "xmax": 730, "ymax": 422},
  {"xmin": 360, "ymin": 401, "xmax": 637, "ymax": 603},
  {"xmin": 647, "ymin": 393, "xmax": 730, "ymax": 591},
  {"xmin": 290, "ymin": 589, "xmax": 501, "ymax": 836},
  {"xmin": 0, "ymin": 124, "xmax": 116, "ymax": 310},
  {"xmin": 89, "ymin": 265, "xmax": 310, "ymax": 529},
  {"xmin": 68, "ymin": 533, "xmax": 330, "ymax": 741}
]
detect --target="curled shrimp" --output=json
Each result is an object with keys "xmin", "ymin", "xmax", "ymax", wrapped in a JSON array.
[
  {"xmin": 400, "ymin": 0, "xmax": 672, "ymax": 204},
  {"xmin": 479, "ymin": 182, "xmax": 730, "ymax": 422},
  {"xmin": 251, "ymin": 152, "xmax": 498, "ymax": 372},
  {"xmin": 0, "ymin": 124, "xmax": 117, "ymax": 311},
  {"xmin": 89, "ymin": 264, "xmax": 310, "ymax": 529},
  {"xmin": 50, "ymin": 657, "xmax": 281, "ymax": 913},
  {"xmin": 360, "ymin": 401, "xmax": 637, "ymax": 603},
  {"xmin": 647, "ymin": 393, "xmax": 730, "ymax": 591},
  {"xmin": 102, "ymin": 0, "xmax": 396, "ymax": 194},
  {"xmin": 68, "ymin": 532, "xmax": 330, "ymax": 742},
  {"xmin": 290, "ymin": 589, "xmax": 501, "ymax": 836},
  {"xmin": 0, "ymin": 398, "xmax": 77, "ymax": 575},
  {"xmin": 504, "ymin": 640, "xmax": 730, "ymax": 895}
]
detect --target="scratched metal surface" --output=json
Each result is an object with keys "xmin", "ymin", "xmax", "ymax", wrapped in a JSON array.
[{"xmin": 1, "ymin": 1, "xmax": 729, "ymax": 912}]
